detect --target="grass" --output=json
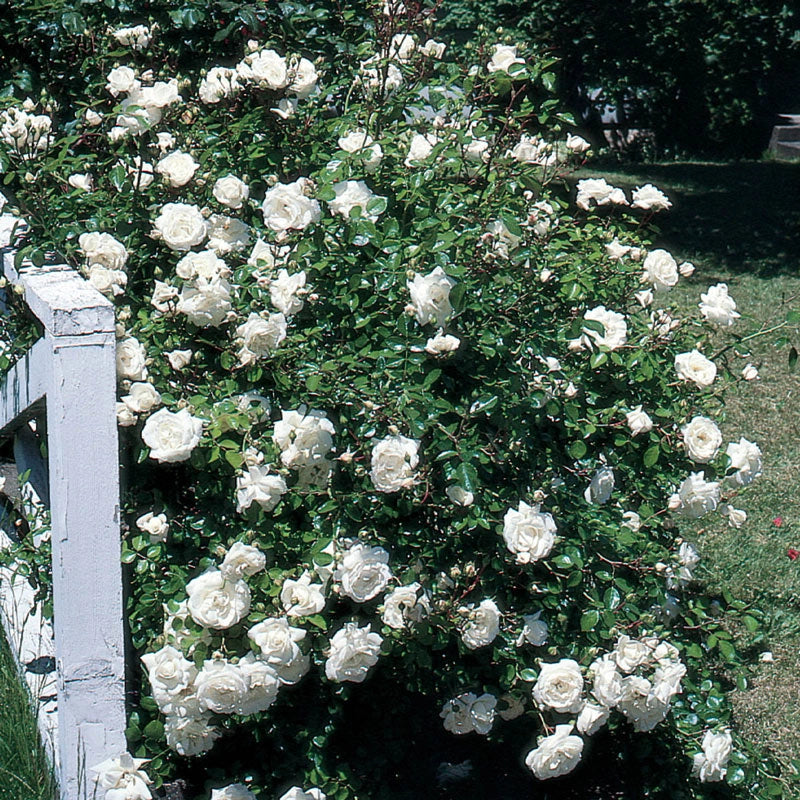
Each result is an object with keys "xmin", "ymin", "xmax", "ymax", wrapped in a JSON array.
[
  {"xmin": 0, "ymin": 631, "xmax": 56, "ymax": 800},
  {"xmin": 584, "ymin": 158, "xmax": 800, "ymax": 789}
]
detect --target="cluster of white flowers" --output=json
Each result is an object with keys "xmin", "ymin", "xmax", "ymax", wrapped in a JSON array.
[
  {"xmin": 105, "ymin": 65, "xmax": 182, "ymax": 141},
  {"xmin": 273, "ymin": 405, "xmax": 336, "ymax": 487},
  {"xmin": 440, "ymin": 692, "xmax": 497, "ymax": 735},
  {"xmin": 0, "ymin": 103, "xmax": 52, "ymax": 157},
  {"xmin": 91, "ymin": 752, "xmax": 153, "ymax": 800},
  {"xmin": 199, "ymin": 42, "xmax": 318, "ymax": 113}
]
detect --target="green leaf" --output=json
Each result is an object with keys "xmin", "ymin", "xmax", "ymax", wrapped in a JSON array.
[
  {"xmin": 643, "ymin": 444, "xmax": 660, "ymax": 467},
  {"xmin": 580, "ymin": 609, "xmax": 599, "ymax": 631}
]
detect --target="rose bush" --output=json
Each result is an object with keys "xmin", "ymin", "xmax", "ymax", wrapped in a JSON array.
[{"xmin": 0, "ymin": 2, "xmax": 786, "ymax": 798}]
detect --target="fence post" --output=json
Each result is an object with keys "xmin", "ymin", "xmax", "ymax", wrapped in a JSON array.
[{"xmin": 0, "ymin": 209, "xmax": 126, "ymax": 799}]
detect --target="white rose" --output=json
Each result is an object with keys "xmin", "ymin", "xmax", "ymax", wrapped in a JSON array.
[
  {"xmin": 123, "ymin": 157, "xmax": 155, "ymax": 191},
  {"xmin": 236, "ymin": 465, "xmax": 287, "ymax": 512},
  {"xmin": 176, "ymin": 250, "xmax": 230, "ymax": 282},
  {"xmin": 281, "ymin": 571, "xmax": 326, "ymax": 617},
  {"xmin": 613, "ymin": 634, "xmax": 656, "ymax": 673},
  {"xmin": 502, "ymin": 501, "xmax": 557, "ymax": 564},
  {"xmin": 699, "ymin": 283, "xmax": 739, "ymax": 327},
  {"xmin": 742, "ymin": 363, "xmax": 759, "ymax": 380},
  {"xmin": 247, "ymin": 618, "xmax": 309, "ymax": 684},
  {"xmin": 329, "ymin": 180, "xmax": 383, "ymax": 222},
  {"xmin": 220, "ymin": 542, "xmax": 266, "ymax": 581},
  {"xmin": 262, "ymin": 178, "xmax": 321, "ymax": 233},
  {"xmin": 575, "ymin": 178, "xmax": 628, "ymax": 210},
  {"xmin": 164, "ymin": 714, "xmax": 221, "ymax": 757},
  {"xmin": 358, "ymin": 57, "xmax": 403, "ymax": 95},
  {"xmin": 616, "ymin": 675, "xmax": 670, "ymax": 732},
  {"xmin": 725, "ymin": 437, "xmax": 762, "ymax": 486},
  {"xmin": 177, "ymin": 277, "xmax": 233, "ymax": 328},
  {"xmin": 369, "ymin": 434, "xmax": 419, "ymax": 493},
  {"xmin": 116, "ymin": 337, "xmax": 148, "ymax": 381},
  {"xmin": 516, "ymin": 610, "xmax": 548, "ymax": 646},
  {"xmin": 156, "ymin": 151, "xmax": 199, "ymax": 188},
  {"xmin": 626, "ymin": 406, "xmax": 653, "ymax": 436},
  {"xmin": 117, "ymin": 402, "xmax": 137, "ymax": 427},
  {"xmin": 122, "ymin": 382, "xmax": 161, "ymax": 414},
  {"xmin": 511, "ymin": 135, "xmax": 555, "ymax": 166},
  {"xmin": 238, "ymin": 49, "xmax": 289, "ymax": 89},
  {"xmin": 235, "ymin": 312, "xmax": 287, "ymax": 365},
  {"xmin": 87, "ymin": 265, "xmax": 127, "ymax": 297},
  {"xmin": 440, "ymin": 692, "xmax": 496, "ymax": 735},
  {"xmin": 631, "ymin": 184, "xmax": 672, "ymax": 211},
  {"xmin": 68, "ymin": 173, "xmax": 93, "ymax": 191},
  {"xmin": 213, "ymin": 175, "xmax": 250, "ymax": 209},
  {"xmin": 136, "ymin": 511, "xmax": 169, "ymax": 543},
  {"xmin": 590, "ymin": 655, "xmax": 623, "ymax": 707},
  {"xmin": 288, "ymin": 57, "xmax": 319, "ymax": 98},
  {"xmin": 112, "ymin": 24, "xmax": 151, "ymax": 50},
  {"xmin": 91, "ymin": 753, "xmax": 152, "ymax": 799},
  {"xmin": 279, "ymin": 788, "xmax": 326, "ymax": 800},
  {"xmin": 141, "ymin": 645, "xmax": 196, "ymax": 698},
  {"xmin": 325, "ymin": 622, "xmax": 382, "ymax": 683},
  {"xmin": 236, "ymin": 653, "xmax": 281, "ymax": 715},
  {"xmin": 584, "ymin": 466, "xmax": 614, "ymax": 505},
  {"xmin": 525, "ymin": 724, "xmax": 584, "ymax": 780},
  {"xmin": 487, "ymin": 44, "xmax": 525, "ymax": 74},
  {"xmin": 565, "ymin": 133, "xmax": 591, "ymax": 153},
  {"xmin": 461, "ymin": 598, "xmax": 500, "ymax": 650},
  {"xmin": 194, "ymin": 659, "xmax": 248, "ymax": 714},
  {"xmin": 486, "ymin": 219, "xmax": 520, "ymax": 258},
  {"xmin": 337, "ymin": 129, "xmax": 382, "ymax": 172},
  {"xmin": 141, "ymin": 407, "xmax": 203, "ymax": 463},
  {"xmin": 679, "ymin": 260, "xmax": 696, "ymax": 276},
  {"xmin": 577, "ymin": 702, "xmax": 610, "ymax": 735},
  {"xmin": 187, "ymin": 569, "xmax": 251, "ymax": 629},
  {"xmin": 273, "ymin": 406, "xmax": 335, "ymax": 468},
  {"xmin": 79, "ymin": 231, "xmax": 128, "ymax": 271},
  {"xmin": 420, "ymin": 39, "xmax": 446, "ymax": 58},
  {"xmin": 389, "ymin": 33, "xmax": 417, "ymax": 62},
  {"xmin": 335, "ymin": 542, "xmax": 392, "ymax": 602},
  {"xmin": 404, "ymin": 132, "xmax": 438, "ymax": 166},
  {"xmin": 577, "ymin": 305, "xmax": 627, "ymax": 350},
  {"xmin": 199, "ymin": 67, "xmax": 241, "ymax": 104},
  {"xmin": 681, "ymin": 416, "xmax": 722, "ymax": 463},
  {"xmin": 106, "ymin": 66, "xmax": 139, "ymax": 96},
  {"xmin": 407, "ymin": 267, "xmax": 456, "ymax": 327},
  {"xmin": 693, "ymin": 729, "xmax": 733, "ymax": 782},
  {"xmin": 167, "ymin": 349, "xmax": 192, "ymax": 370},
  {"xmin": 675, "ymin": 350, "xmax": 716, "ymax": 387},
  {"xmin": 605, "ymin": 238, "xmax": 631, "ymax": 260},
  {"xmin": 211, "ymin": 784, "xmax": 257, "ymax": 800},
  {"xmin": 671, "ymin": 472, "xmax": 720, "ymax": 518},
  {"xmin": 381, "ymin": 582, "xmax": 430, "ymax": 629},
  {"xmin": 621, "ymin": 511, "xmax": 641, "ymax": 532},
  {"xmin": 270, "ymin": 269, "xmax": 306, "ymax": 316},
  {"xmin": 139, "ymin": 80, "xmax": 181, "ymax": 108},
  {"xmin": 154, "ymin": 203, "xmax": 208, "ymax": 251},
  {"xmin": 641, "ymin": 249, "xmax": 679, "ymax": 291},
  {"xmin": 207, "ymin": 214, "xmax": 251, "ymax": 256},
  {"xmin": 532, "ymin": 658, "xmax": 583, "ymax": 713}
]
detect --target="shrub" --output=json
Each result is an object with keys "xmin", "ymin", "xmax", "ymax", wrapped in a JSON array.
[{"xmin": 0, "ymin": 3, "xmax": 783, "ymax": 798}]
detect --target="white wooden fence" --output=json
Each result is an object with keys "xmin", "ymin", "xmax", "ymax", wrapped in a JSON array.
[{"xmin": 0, "ymin": 202, "xmax": 126, "ymax": 799}]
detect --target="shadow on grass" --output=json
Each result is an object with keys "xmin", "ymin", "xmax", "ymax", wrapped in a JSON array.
[{"xmin": 589, "ymin": 161, "xmax": 800, "ymax": 278}]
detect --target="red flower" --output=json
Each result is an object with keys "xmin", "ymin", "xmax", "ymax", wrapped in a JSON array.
[
  {"xmin": 787, "ymin": 548, "xmax": 799, "ymax": 561},
  {"xmin": 774, "ymin": 517, "xmax": 783, "ymax": 527}
]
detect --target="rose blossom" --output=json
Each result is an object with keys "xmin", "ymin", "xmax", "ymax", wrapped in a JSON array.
[
  {"xmin": 461, "ymin": 598, "xmax": 500, "ymax": 650},
  {"xmin": 247, "ymin": 618, "xmax": 309, "ymax": 683},
  {"xmin": 631, "ymin": 184, "xmax": 672, "ymax": 211},
  {"xmin": 194, "ymin": 659, "xmax": 248, "ymax": 714},
  {"xmin": 681, "ymin": 416, "xmax": 722, "ymax": 463},
  {"xmin": 211, "ymin": 785, "xmax": 257, "ymax": 800},
  {"xmin": 502, "ymin": 501, "xmax": 557, "ymax": 564},
  {"xmin": 675, "ymin": 350, "xmax": 716, "ymax": 387},
  {"xmin": 407, "ymin": 267, "xmax": 456, "ymax": 327},
  {"xmin": 440, "ymin": 692, "xmax": 496, "ymax": 735},
  {"xmin": 235, "ymin": 312, "xmax": 287, "ymax": 364},
  {"xmin": 156, "ymin": 151, "xmax": 199, "ymax": 188},
  {"xmin": 700, "ymin": 283, "xmax": 739, "ymax": 327},
  {"xmin": 220, "ymin": 542, "xmax": 266, "ymax": 581},
  {"xmin": 141, "ymin": 645, "xmax": 196, "ymax": 699},
  {"xmin": 532, "ymin": 658, "xmax": 584, "ymax": 713},
  {"xmin": 136, "ymin": 511, "xmax": 169, "ymax": 543},
  {"xmin": 328, "ymin": 180, "xmax": 384, "ymax": 222},
  {"xmin": 236, "ymin": 465, "xmax": 288, "ymax": 512},
  {"xmin": 213, "ymin": 175, "xmax": 249, "ymax": 209},
  {"xmin": 693, "ymin": 729, "xmax": 733, "ymax": 782},
  {"xmin": 641, "ymin": 249, "xmax": 679, "ymax": 291},
  {"xmin": 153, "ymin": 203, "xmax": 208, "ymax": 251},
  {"xmin": 91, "ymin": 753, "xmax": 152, "ymax": 799},
  {"xmin": 281, "ymin": 571, "xmax": 326, "ymax": 617},
  {"xmin": 141, "ymin": 408, "xmax": 203, "ymax": 463},
  {"xmin": 325, "ymin": 622, "xmax": 382, "ymax": 683},
  {"xmin": 116, "ymin": 337, "xmax": 148, "ymax": 381},
  {"xmin": 487, "ymin": 44, "xmax": 525, "ymax": 73},
  {"xmin": 186, "ymin": 569, "xmax": 251, "ymax": 629},
  {"xmin": 381, "ymin": 582, "xmax": 430, "ymax": 629},
  {"xmin": 334, "ymin": 542, "xmax": 392, "ymax": 602},
  {"xmin": 122, "ymin": 382, "xmax": 161, "ymax": 414},
  {"xmin": 369, "ymin": 434, "xmax": 419, "ymax": 492},
  {"xmin": 262, "ymin": 178, "xmax": 321, "ymax": 234},
  {"xmin": 626, "ymin": 406, "xmax": 653, "ymax": 436},
  {"xmin": 725, "ymin": 437, "xmax": 762, "ymax": 486},
  {"xmin": 164, "ymin": 714, "xmax": 221, "ymax": 757},
  {"xmin": 525, "ymin": 724, "xmax": 584, "ymax": 780},
  {"xmin": 669, "ymin": 472, "xmax": 720, "ymax": 519}
]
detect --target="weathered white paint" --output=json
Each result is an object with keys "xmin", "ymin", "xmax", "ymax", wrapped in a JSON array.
[{"xmin": 0, "ymin": 202, "xmax": 126, "ymax": 799}]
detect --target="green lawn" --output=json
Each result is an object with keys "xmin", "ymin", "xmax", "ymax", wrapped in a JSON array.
[
  {"xmin": 585, "ymin": 159, "xmax": 800, "ymax": 789},
  {"xmin": 0, "ymin": 632, "xmax": 56, "ymax": 800}
]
